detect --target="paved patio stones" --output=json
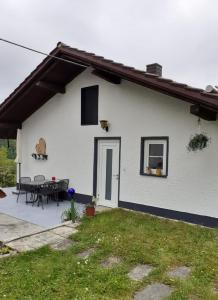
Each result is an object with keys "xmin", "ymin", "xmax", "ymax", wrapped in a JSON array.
[
  {"xmin": 6, "ymin": 231, "xmax": 67, "ymax": 252},
  {"xmin": 0, "ymin": 188, "xmax": 85, "ymax": 228},
  {"xmin": 0, "ymin": 213, "xmax": 44, "ymax": 243},
  {"xmin": 6, "ymin": 231, "xmax": 74, "ymax": 252},
  {"xmin": 49, "ymin": 226, "xmax": 78, "ymax": 238},
  {"xmin": 101, "ymin": 256, "xmax": 121, "ymax": 268},
  {"xmin": 0, "ymin": 209, "xmax": 81, "ymax": 253},
  {"xmin": 167, "ymin": 266, "xmax": 191, "ymax": 279},
  {"xmin": 128, "ymin": 264, "xmax": 154, "ymax": 281},
  {"xmin": 63, "ymin": 221, "xmax": 81, "ymax": 228},
  {"xmin": 134, "ymin": 283, "xmax": 173, "ymax": 300},
  {"xmin": 77, "ymin": 247, "xmax": 96, "ymax": 259}
]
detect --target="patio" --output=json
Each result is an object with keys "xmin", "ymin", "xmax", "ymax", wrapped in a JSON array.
[{"xmin": 0, "ymin": 187, "xmax": 84, "ymax": 228}]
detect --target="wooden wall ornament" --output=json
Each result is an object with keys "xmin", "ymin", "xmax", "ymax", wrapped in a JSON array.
[
  {"xmin": 36, "ymin": 138, "xmax": 46, "ymax": 155},
  {"xmin": 32, "ymin": 138, "xmax": 48, "ymax": 160}
]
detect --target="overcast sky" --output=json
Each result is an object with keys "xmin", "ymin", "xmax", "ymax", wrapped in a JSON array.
[{"xmin": 0, "ymin": 0, "xmax": 218, "ymax": 103}]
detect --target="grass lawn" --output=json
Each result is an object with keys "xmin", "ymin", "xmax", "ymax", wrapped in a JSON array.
[{"xmin": 0, "ymin": 209, "xmax": 218, "ymax": 300}]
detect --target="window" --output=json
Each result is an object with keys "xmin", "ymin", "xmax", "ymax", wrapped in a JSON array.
[
  {"xmin": 140, "ymin": 137, "xmax": 169, "ymax": 177},
  {"xmin": 81, "ymin": 85, "xmax": 98, "ymax": 125}
]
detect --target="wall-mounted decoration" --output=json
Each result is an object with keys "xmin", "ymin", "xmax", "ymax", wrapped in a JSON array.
[
  {"xmin": 32, "ymin": 153, "xmax": 48, "ymax": 160},
  {"xmin": 187, "ymin": 118, "xmax": 211, "ymax": 152},
  {"xmin": 187, "ymin": 133, "xmax": 210, "ymax": 152},
  {"xmin": 32, "ymin": 138, "xmax": 48, "ymax": 160},
  {"xmin": 36, "ymin": 138, "xmax": 46, "ymax": 155},
  {"xmin": 100, "ymin": 120, "xmax": 109, "ymax": 132}
]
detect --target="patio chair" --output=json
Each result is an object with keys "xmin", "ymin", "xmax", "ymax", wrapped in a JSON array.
[
  {"xmin": 47, "ymin": 181, "xmax": 62, "ymax": 207},
  {"xmin": 61, "ymin": 179, "xmax": 69, "ymax": 191},
  {"xmin": 36, "ymin": 181, "xmax": 55, "ymax": 209},
  {"xmin": 53, "ymin": 181, "xmax": 61, "ymax": 206},
  {"xmin": 17, "ymin": 177, "xmax": 31, "ymax": 203},
  {"xmin": 34, "ymin": 175, "xmax": 45, "ymax": 182},
  {"xmin": 46, "ymin": 180, "xmax": 68, "ymax": 207},
  {"xmin": 57, "ymin": 179, "xmax": 69, "ymax": 200}
]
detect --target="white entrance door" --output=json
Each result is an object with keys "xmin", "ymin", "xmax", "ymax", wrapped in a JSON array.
[{"xmin": 97, "ymin": 139, "xmax": 120, "ymax": 208}]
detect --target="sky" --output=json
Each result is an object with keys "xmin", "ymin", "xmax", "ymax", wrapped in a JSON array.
[{"xmin": 0, "ymin": 0, "xmax": 218, "ymax": 103}]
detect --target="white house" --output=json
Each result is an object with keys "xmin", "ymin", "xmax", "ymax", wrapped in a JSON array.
[{"xmin": 0, "ymin": 42, "xmax": 218, "ymax": 227}]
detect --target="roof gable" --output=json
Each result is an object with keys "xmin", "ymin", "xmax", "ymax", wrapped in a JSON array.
[{"xmin": 0, "ymin": 42, "xmax": 218, "ymax": 138}]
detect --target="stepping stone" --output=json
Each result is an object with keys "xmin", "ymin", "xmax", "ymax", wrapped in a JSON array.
[
  {"xmin": 128, "ymin": 264, "xmax": 154, "ymax": 281},
  {"xmin": 101, "ymin": 256, "xmax": 121, "ymax": 268},
  {"xmin": 77, "ymin": 248, "xmax": 95, "ymax": 259},
  {"xmin": 134, "ymin": 283, "xmax": 173, "ymax": 300},
  {"xmin": 167, "ymin": 266, "xmax": 191, "ymax": 279}
]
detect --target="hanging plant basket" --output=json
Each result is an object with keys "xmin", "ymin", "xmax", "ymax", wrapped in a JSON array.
[{"xmin": 187, "ymin": 133, "xmax": 210, "ymax": 152}]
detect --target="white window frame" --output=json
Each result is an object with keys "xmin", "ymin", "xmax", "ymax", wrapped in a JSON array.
[{"xmin": 140, "ymin": 137, "xmax": 169, "ymax": 177}]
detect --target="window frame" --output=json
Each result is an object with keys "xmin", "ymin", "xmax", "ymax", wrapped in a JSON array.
[
  {"xmin": 140, "ymin": 136, "xmax": 169, "ymax": 178},
  {"xmin": 81, "ymin": 85, "xmax": 99, "ymax": 126}
]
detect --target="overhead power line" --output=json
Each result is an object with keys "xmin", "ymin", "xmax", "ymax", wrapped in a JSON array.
[{"xmin": 0, "ymin": 38, "xmax": 87, "ymax": 68}]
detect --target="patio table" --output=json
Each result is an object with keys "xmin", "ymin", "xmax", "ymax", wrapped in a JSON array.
[{"xmin": 20, "ymin": 180, "xmax": 60, "ymax": 205}]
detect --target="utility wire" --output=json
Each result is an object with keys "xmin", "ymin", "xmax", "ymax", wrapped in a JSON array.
[{"xmin": 0, "ymin": 38, "xmax": 87, "ymax": 68}]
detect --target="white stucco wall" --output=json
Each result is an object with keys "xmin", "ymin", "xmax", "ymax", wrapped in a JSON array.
[{"xmin": 21, "ymin": 68, "xmax": 218, "ymax": 218}]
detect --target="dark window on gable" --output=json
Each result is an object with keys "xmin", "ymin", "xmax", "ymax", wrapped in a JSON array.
[{"xmin": 81, "ymin": 85, "xmax": 98, "ymax": 125}]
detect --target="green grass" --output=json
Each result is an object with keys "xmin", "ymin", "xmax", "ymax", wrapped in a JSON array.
[{"xmin": 0, "ymin": 209, "xmax": 218, "ymax": 299}]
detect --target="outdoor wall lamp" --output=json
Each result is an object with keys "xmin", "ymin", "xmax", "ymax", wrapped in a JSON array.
[{"xmin": 100, "ymin": 120, "xmax": 109, "ymax": 132}]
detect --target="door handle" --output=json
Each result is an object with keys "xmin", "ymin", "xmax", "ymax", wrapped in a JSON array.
[{"xmin": 113, "ymin": 174, "xmax": 119, "ymax": 180}]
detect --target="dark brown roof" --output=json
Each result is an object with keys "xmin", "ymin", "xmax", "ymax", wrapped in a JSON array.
[{"xmin": 0, "ymin": 42, "xmax": 218, "ymax": 138}]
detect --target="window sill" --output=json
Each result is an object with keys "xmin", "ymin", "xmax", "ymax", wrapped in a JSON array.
[
  {"xmin": 140, "ymin": 173, "xmax": 167, "ymax": 178},
  {"xmin": 81, "ymin": 123, "xmax": 98, "ymax": 126}
]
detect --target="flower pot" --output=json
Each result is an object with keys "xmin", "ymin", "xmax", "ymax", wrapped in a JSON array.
[
  {"xmin": 86, "ymin": 206, "xmax": 95, "ymax": 217},
  {"xmin": 0, "ymin": 189, "xmax": 6, "ymax": 199},
  {"xmin": 156, "ymin": 168, "xmax": 162, "ymax": 176}
]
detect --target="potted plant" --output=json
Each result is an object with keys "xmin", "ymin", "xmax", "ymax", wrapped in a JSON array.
[
  {"xmin": 145, "ymin": 166, "xmax": 152, "ymax": 175},
  {"xmin": 156, "ymin": 161, "xmax": 162, "ymax": 176},
  {"xmin": 86, "ymin": 196, "xmax": 97, "ymax": 217},
  {"xmin": 0, "ymin": 189, "xmax": 6, "ymax": 199},
  {"xmin": 187, "ymin": 133, "xmax": 210, "ymax": 152}
]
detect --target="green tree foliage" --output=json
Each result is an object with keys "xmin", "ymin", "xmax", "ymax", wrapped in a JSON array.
[
  {"xmin": 0, "ymin": 139, "xmax": 16, "ymax": 159},
  {"xmin": 0, "ymin": 143, "xmax": 16, "ymax": 187}
]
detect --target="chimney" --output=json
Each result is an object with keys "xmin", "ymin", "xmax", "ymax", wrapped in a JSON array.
[{"xmin": 146, "ymin": 63, "xmax": 162, "ymax": 77}]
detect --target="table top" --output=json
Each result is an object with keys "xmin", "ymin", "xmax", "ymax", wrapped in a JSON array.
[{"xmin": 22, "ymin": 179, "xmax": 61, "ymax": 186}]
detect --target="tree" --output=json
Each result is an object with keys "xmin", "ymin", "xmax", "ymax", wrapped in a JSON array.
[
  {"xmin": 0, "ymin": 146, "xmax": 16, "ymax": 187},
  {"xmin": 0, "ymin": 139, "xmax": 16, "ymax": 159}
]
